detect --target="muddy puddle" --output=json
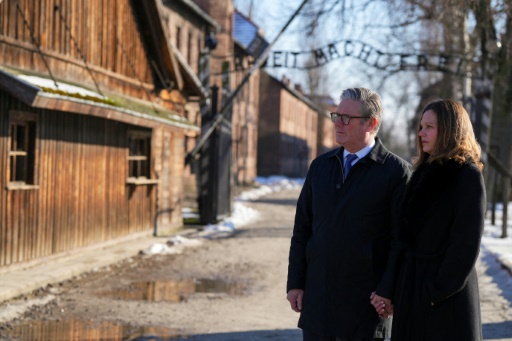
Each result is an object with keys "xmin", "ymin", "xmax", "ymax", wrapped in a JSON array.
[
  {"xmin": 4, "ymin": 278, "xmax": 247, "ymax": 340},
  {"xmin": 98, "ymin": 277, "xmax": 247, "ymax": 303},
  {"xmin": 9, "ymin": 319, "xmax": 179, "ymax": 340}
]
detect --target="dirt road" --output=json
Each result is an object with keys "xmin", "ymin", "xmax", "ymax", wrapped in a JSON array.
[
  {"xmin": 0, "ymin": 188, "xmax": 302, "ymax": 340},
  {"xmin": 0, "ymin": 187, "xmax": 511, "ymax": 340}
]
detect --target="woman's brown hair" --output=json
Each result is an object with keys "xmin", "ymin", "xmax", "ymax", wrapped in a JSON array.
[{"xmin": 412, "ymin": 99, "xmax": 483, "ymax": 170}]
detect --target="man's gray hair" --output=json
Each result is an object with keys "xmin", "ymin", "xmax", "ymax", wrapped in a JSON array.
[{"xmin": 340, "ymin": 88, "xmax": 382, "ymax": 134}]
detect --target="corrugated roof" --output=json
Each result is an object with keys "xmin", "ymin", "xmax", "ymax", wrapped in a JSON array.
[
  {"xmin": 233, "ymin": 11, "xmax": 258, "ymax": 47},
  {"xmin": 233, "ymin": 10, "xmax": 268, "ymax": 58}
]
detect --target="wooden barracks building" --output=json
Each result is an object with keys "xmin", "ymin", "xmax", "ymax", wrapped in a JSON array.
[
  {"xmin": 0, "ymin": 0, "xmax": 335, "ymax": 268},
  {"xmin": 0, "ymin": 0, "xmax": 207, "ymax": 267}
]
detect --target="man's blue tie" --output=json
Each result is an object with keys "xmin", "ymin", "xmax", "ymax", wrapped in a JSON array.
[{"xmin": 344, "ymin": 154, "xmax": 358, "ymax": 179}]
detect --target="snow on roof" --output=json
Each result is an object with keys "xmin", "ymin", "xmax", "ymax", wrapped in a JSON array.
[{"xmin": 17, "ymin": 75, "xmax": 105, "ymax": 100}]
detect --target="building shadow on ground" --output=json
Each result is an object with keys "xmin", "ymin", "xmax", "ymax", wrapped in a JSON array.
[
  {"xmin": 481, "ymin": 250, "xmax": 512, "ymax": 305},
  {"xmin": 234, "ymin": 226, "xmax": 293, "ymax": 239},
  {"xmin": 483, "ymin": 320, "xmax": 512, "ymax": 339},
  {"xmin": 168, "ymin": 328, "xmax": 301, "ymax": 340},
  {"xmin": 481, "ymin": 250, "xmax": 512, "ymax": 340},
  {"xmin": 251, "ymin": 198, "xmax": 298, "ymax": 206}
]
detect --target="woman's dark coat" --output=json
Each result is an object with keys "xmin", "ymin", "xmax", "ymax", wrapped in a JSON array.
[
  {"xmin": 287, "ymin": 138, "xmax": 411, "ymax": 338},
  {"xmin": 391, "ymin": 160, "xmax": 486, "ymax": 341}
]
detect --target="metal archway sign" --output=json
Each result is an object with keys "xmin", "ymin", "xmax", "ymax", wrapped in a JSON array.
[{"xmin": 262, "ymin": 39, "xmax": 478, "ymax": 76}]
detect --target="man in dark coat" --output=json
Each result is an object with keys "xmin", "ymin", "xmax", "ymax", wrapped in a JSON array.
[{"xmin": 286, "ymin": 87, "xmax": 411, "ymax": 340}]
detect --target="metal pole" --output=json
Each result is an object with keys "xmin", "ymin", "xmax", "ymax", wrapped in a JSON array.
[{"xmin": 185, "ymin": 0, "xmax": 309, "ymax": 165}]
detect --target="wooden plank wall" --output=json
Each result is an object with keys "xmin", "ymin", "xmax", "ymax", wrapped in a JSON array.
[
  {"xmin": 0, "ymin": 0, "xmax": 154, "ymax": 99},
  {"xmin": 0, "ymin": 92, "xmax": 157, "ymax": 266}
]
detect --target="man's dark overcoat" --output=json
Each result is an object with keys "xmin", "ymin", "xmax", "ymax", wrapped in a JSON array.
[
  {"xmin": 391, "ymin": 160, "xmax": 486, "ymax": 341},
  {"xmin": 287, "ymin": 137, "xmax": 411, "ymax": 338}
]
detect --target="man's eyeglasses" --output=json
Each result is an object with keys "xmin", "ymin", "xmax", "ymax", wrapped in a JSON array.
[{"xmin": 330, "ymin": 112, "xmax": 370, "ymax": 125}]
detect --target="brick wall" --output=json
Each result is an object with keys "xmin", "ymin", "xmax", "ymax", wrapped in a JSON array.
[{"xmin": 258, "ymin": 73, "xmax": 319, "ymax": 178}]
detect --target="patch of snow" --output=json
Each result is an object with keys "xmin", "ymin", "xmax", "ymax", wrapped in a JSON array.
[{"xmin": 17, "ymin": 75, "xmax": 104, "ymax": 99}]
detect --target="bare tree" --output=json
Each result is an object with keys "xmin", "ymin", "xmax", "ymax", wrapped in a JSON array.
[
  {"xmin": 488, "ymin": 2, "xmax": 512, "ymax": 237},
  {"xmin": 245, "ymin": 0, "xmax": 510, "ymax": 231},
  {"xmin": 289, "ymin": 0, "xmax": 511, "ymax": 236},
  {"xmin": 387, "ymin": 0, "xmax": 511, "ymax": 236}
]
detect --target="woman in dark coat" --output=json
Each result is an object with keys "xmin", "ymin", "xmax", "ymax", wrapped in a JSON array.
[{"xmin": 373, "ymin": 99, "xmax": 486, "ymax": 340}]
